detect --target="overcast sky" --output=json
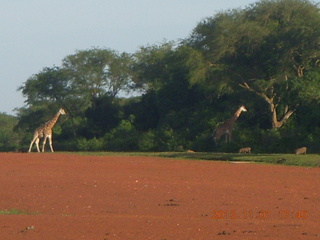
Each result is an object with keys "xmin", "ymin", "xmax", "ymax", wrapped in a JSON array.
[{"xmin": 1, "ymin": 0, "xmax": 264, "ymax": 115}]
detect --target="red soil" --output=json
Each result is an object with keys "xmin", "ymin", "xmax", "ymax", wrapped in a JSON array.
[{"xmin": 0, "ymin": 153, "xmax": 319, "ymax": 240}]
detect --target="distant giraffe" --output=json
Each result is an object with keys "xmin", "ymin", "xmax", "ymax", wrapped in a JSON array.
[
  {"xmin": 28, "ymin": 108, "xmax": 66, "ymax": 152},
  {"xmin": 213, "ymin": 105, "xmax": 247, "ymax": 143}
]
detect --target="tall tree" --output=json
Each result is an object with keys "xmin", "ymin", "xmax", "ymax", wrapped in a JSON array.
[
  {"xmin": 19, "ymin": 67, "xmax": 70, "ymax": 106},
  {"xmin": 132, "ymin": 42, "xmax": 176, "ymax": 92},
  {"xmin": 132, "ymin": 42, "xmax": 199, "ymax": 125},
  {"xmin": 19, "ymin": 66, "xmax": 83, "ymax": 137},
  {"xmin": 62, "ymin": 48, "xmax": 134, "ymax": 100},
  {"xmin": 19, "ymin": 48, "xmax": 135, "ymax": 137},
  {"xmin": 188, "ymin": 0, "xmax": 320, "ymax": 128}
]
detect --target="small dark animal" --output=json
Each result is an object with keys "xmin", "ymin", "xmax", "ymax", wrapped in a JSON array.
[{"xmin": 277, "ymin": 158, "xmax": 286, "ymax": 164}]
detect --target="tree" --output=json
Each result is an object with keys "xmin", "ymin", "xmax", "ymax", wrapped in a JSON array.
[
  {"xmin": 18, "ymin": 48, "xmax": 135, "ymax": 139},
  {"xmin": 62, "ymin": 48, "xmax": 134, "ymax": 100},
  {"xmin": 132, "ymin": 42, "xmax": 176, "ymax": 92},
  {"xmin": 131, "ymin": 42, "xmax": 214, "ymax": 151},
  {"xmin": 19, "ymin": 66, "xmax": 71, "ymax": 106},
  {"xmin": 188, "ymin": 0, "xmax": 320, "ymax": 128},
  {"xmin": 132, "ymin": 42, "xmax": 201, "ymax": 127},
  {"xmin": 0, "ymin": 113, "xmax": 19, "ymax": 151},
  {"xmin": 18, "ymin": 66, "xmax": 84, "ymax": 138}
]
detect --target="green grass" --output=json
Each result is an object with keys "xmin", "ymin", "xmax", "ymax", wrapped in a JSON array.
[
  {"xmin": 0, "ymin": 209, "xmax": 40, "ymax": 215},
  {"xmin": 156, "ymin": 152, "xmax": 320, "ymax": 167},
  {"xmin": 72, "ymin": 151, "xmax": 320, "ymax": 167}
]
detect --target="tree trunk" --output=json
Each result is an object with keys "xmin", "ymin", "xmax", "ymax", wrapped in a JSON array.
[
  {"xmin": 270, "ymin": 103, "xmax": 295, "ymax": 129},
  {"xmin": 239, "ymin": 82, "xmax": 295, "ymax": 129}
]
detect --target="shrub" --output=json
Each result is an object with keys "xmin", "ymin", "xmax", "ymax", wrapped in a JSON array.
[
  {"xmin": 104, "ymin": 119, "xmax": 139, "ymax": 151},
  {"xmin": 139, "ymin": 130, "xmax": 156, "ymax": 151},
  {"xmin": 76, "ymin": 137, "xmax": 103, "ymax": 151}
]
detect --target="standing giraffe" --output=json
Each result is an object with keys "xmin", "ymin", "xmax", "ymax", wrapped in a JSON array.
[
  {"xmin": 28, "ymin": 108, "xmax": 66, "ymax": 152},
  {"xmin": 213, "ymin": 105, "xmax": 247, "ymax": 143}
]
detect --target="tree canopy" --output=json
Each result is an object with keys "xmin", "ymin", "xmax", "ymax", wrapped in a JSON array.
[
  {"xmin": 10, "ymin": 0, "xmax": 320, "ymax": 153},
  {"xmin": 188, "ymin": 0, "xmax": 320, "ymax": 128}
]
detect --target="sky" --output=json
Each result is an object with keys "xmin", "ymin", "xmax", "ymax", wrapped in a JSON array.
[{"xmin": 1, "ymin": 0, "xmax": 259, "ymax": 115}]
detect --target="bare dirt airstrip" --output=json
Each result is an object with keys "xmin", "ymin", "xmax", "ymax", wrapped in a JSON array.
[{"xmin": 0, "ymin": 153, "xmax": 319, "ymax": 240}]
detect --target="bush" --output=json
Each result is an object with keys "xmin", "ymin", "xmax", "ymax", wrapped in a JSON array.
[
  {"xmin": 104, "ymin": 119, "xmax": 139, "ymax": 151},
  {"xmin": 76, "ymin": 137, "xmax": 103, "ymax": 151},
  {"xmin": 191, "ymin": 132, "xmax": 214, "ymax": 152},
  {"xmin": 139, "ymin": 130, "xmax": 156, "ymax": 151},
  {"xmin": 139, "ymin": 128, "xmax": 190, "ymax": 152}
]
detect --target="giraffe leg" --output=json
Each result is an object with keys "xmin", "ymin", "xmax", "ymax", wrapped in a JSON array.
[
  {"xmin": 42, "ymin": 136, "xmax": 48, "ymax": 152},
  {"xmin": 35, "ymin": 138, "xmax": 40, "ymax": 152},
  {"xmin": 28, "ymin": 139, "xmax": 35, "ymax": 152},
  {"xmin": 48, "ymin": 135, "xmax": 54, "ymax": 152},
  {"xmin": 28, "ymin": 140, "xmax": 34, "ymax": 152},
  {"xmin": 28, "ymin": 135, "xmax": 39, "ymax": 152}
]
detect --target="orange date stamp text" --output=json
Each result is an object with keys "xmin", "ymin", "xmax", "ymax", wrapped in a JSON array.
[{"xmin": 212, "ymin": 210, "xmax": 308, "ymax": 220}]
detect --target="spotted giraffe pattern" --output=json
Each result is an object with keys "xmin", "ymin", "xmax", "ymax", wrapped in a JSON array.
[
  {"xmin": 213, "ymin": 105, "xmax": 247, "ymax": 143},
  {"xmin": 28, "ymin": 108, "xmax": 66, "ymax": 152}
]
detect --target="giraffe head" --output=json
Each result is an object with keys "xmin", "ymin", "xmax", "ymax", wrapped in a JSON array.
[
  {"xmin": 59, "ymin": 108, "xmax": 66, "ymax": 115},
  {"xmin": 239, "ymin": 105, "xmax": 247, "ymax": 112}
]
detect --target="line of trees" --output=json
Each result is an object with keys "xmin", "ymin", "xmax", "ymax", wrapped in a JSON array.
[{"xmin": 3, "ymin": 0, "xmax": 320, "ymax": 153}]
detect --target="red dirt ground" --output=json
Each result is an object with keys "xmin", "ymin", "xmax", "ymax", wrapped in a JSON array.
[{"xmin": 0, "ymin": 153, "xmax": 319, "ymax": 240}]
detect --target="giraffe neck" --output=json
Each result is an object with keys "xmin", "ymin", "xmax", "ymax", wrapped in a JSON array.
[
  {"xmin": 45, "ymin": 112, "xmax": 61, "ymax": 130},
  {"xmin": 228, "ymin": 108, "xmax": 243, "ymax": 125}
]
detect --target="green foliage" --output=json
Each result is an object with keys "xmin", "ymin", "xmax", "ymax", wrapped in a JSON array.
[
  {"xmin": 154, "ymin": 128, "xmax": 179, "ymax": 152},
  {"xmin": 76, "ymin": 137, "xmax": 103, "ymax": 151},
  {"xmin": 18, "ymin": 48, "xmax": 135, "ymax": 140},
  {"xmin": 11, "ymin": 0, "xmax": 320, "ymax": 154},
  {"xmin": 0, "ymin": 113, "xmax": 19, "ymax": 151},
  {"xmin": 84, "ymin": 96, "xmax": 121, "ymax": 138},
  {"xmin": 188, "ymin": 0, "xmax": 320, "ymax": 128},
  {"xmin": 62, "ymin": 48, "xmax": 134, "ymax": 99},
  {"xmin": 295, "ymin": 71, "xmax": 320, "ymax": 101},
  {"xmin": 103, "ymin": 117, "xmax": 139, "ymax": 151},
  {"xmin": 139, "ymin": 130, "xmax": 157, "ymax": 151},
  {"xmin": 132, "ymin": 41, "xmax": 176, "ymax": 91},
  {"xmin": 139, "ymin": 129, "xmax": 191, "ymax": 152},
  {"xmin": 19, "ymin": 67, "xmax": 70, "ymax": 106}
]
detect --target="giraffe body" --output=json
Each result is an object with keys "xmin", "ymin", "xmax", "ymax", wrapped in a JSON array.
[
  {"xmin": 28, "ymin": 108, "xmax": 66, "ymax": 153},
  {"xmin": 213, "ymin": 105, "xmax": 247, "ymax": 143}
]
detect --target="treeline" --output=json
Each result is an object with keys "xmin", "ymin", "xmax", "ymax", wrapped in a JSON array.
[{"xmin": 4, "ymin": 0, "xmax": 320, "ymax": 153}]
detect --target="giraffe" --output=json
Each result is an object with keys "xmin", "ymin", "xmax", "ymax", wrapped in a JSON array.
[
  {"xmin": 28, "ymin": 108, "xmax": 66, "ymax": 153},
  {"xmin": 213, "ymin": 105, "xmax": 247, "ymax": 143}
]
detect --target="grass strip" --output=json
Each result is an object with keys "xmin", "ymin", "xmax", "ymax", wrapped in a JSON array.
[
  {"xmin": 0, "ymin": 209, "xmax": 40, "ymax": 215},
  {"xmin": 72, "ymin": 151, "xmax": 320, "ymax": 167}
]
